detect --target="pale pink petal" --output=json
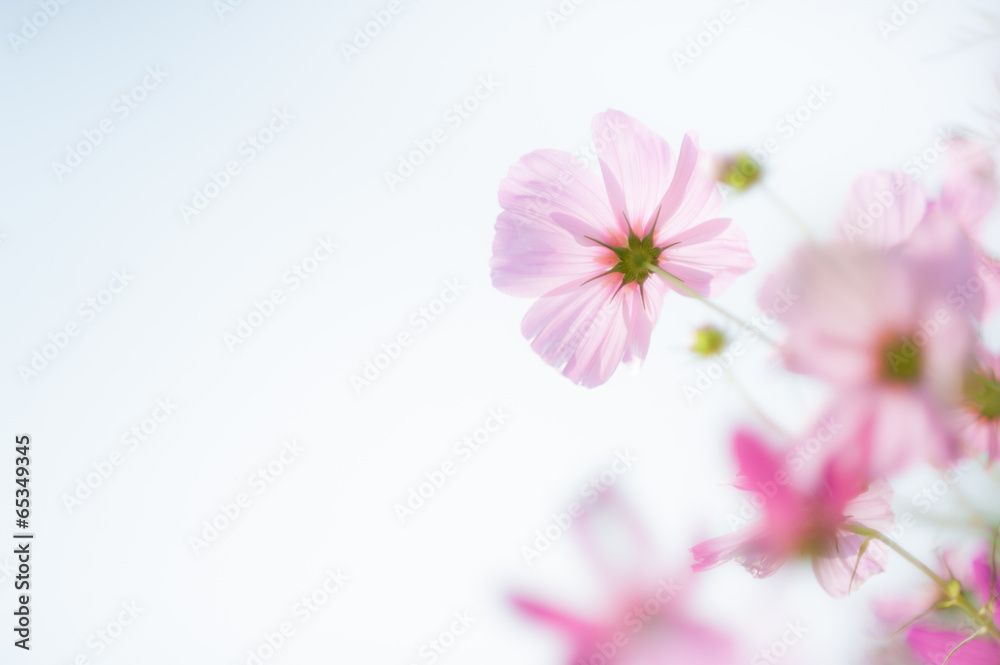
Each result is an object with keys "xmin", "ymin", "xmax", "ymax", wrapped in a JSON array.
[
  {"xmin": 591, "ymin": 109, "xmax": 675, "ymax": 236},
  {"xmin": 811, "ymin": 533, "xmax": 888, "ymax": 598},
  {"xmin": 492, "ymin": 149, "xmax": 617, "ymax": 297},
  {"xmin": 843, "ymin": 479, "xmax": 895, "ymax": 533},
  {"xmin": 654, "ymin": 133, "xmax": 724, "ymax": 237},
  {"xmin": 837, "ymin": 171, "xmax": 927, "ymax": 248},
  {"xmin": 691, "ymin": 522, "xmax": 788, "ymax": 578},
  {"xmin": 491, "ymin": 210, "xmax": 605, "ymax": 297},
  {"xmin": 498, "ymin": 149, "xmax": 615, "ymax": 237},
  {"xmin": 941, "ymin": 136, "xmax": 997, "ymax": 236},
  {"xmin": 620, "ymin": 276, "xmax": 666, "ymax": 367},
  {"xmin": 521, "ymin": 277, "xmax": 637, "ymax": 388},
  {"xmin": 664, "ymin": 221, "xmax": 755, "ymax": 297}
]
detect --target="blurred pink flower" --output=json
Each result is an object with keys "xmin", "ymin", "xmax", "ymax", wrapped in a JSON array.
[
  {"xmin": 491, "ymin": 109, "xmax": 754, "ymax": 387},
  {"xmin": 691, "ymin": 429, "xmax": 894, "ymax": 597},
  {"xmin": 955, "ymin": 344, "xmax": 1000, "ymax": 465},
  {"xmin": 760, "ymin": 231, "xmax": 977, "ymax": 474},
  {"xmin": 837, "ymin": 141, "xmax": 1000, "ymax": 319},
  {"xmin": 511, "ymin": 492, "xmax": 740, "ymax": 665}
]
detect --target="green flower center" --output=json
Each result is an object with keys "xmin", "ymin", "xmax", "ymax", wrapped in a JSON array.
[
  {"xmin": 964, "ymin": 367, "xmax": 1000, "ymax": 420},
  {"xmin": 878, "ymin": 334, "xmax": 923, "ymax": 384},
  {"xmin": 583, "ymin": 209, "xmax": 679, "ymax": 307}
]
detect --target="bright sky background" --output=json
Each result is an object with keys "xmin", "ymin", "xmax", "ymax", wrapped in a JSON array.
[{"xmin": 2, "ymin": 0, "xmax": 1000, "ymax": 663}]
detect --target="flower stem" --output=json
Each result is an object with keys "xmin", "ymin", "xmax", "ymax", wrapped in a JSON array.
[
  {"xmin": 843, "ymin": 523, "xmax": 1000, "ymax": 644},
  {"xmin": 650, "ymin": 266, "xmax": 779, "ymax": 348}
]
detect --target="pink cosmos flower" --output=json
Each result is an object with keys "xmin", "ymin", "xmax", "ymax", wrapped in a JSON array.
[
  {"xmin": 904, "ymin": 548, "xmax": 1000, "ymax": 665},
  {"xmin": 759, "ymin": 227, "xmax": 977, "ymax": 475},
  {"xmin": 511, "ymin": 492, "xmax": 740, "ymax": 665},
  {"xmin": 691, "ymin": 429, "xmax": 894, "ymax": 598},
  {"xmin": 491, "ymin": 110, "xmax": 755, "ymax": 387}
]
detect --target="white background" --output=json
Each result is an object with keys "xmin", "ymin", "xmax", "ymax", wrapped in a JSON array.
[{"xmin": 2, "ymin": 0, "xmax": 1000, "ymax": 663}]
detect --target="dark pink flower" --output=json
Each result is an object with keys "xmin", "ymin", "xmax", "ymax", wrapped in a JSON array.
[{"xmin": 691, "ymin": 429, "xmax": 894, "ymax": 597}]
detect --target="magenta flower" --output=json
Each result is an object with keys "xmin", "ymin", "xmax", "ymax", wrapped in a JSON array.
[
  {"xmin": 491, "ymin": 110, "xmax": 755, "ymax": 387},
  {"xmin": 760, "ymin": 232, "xmax": 977, "ymax": 474},
  {"xmin": 691, "ymin": 429, "xmax": 894, "ymax": 597}
]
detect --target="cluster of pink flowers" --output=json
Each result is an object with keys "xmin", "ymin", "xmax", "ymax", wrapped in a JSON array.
[{"xmin": 493, "ymin": 111, "xmax": 1000, "ymax": 664}]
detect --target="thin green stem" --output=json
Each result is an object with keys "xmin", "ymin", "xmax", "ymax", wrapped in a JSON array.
[
  {"xmin": 843, "ymin": 523, "xmax": 1000, "ymax": 644},
  {"xmin": 649, "ymin": 266, "xmax": 779, "ymax": 348}
]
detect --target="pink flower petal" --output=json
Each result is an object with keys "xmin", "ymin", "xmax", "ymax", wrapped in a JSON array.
[
  {"xmin": 592, "ymin": 109, "xmax": 676, "ymax": 236},
  {"xmin": 837, "ymin": 171, "xmax": 927, "ymax": 248}
]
